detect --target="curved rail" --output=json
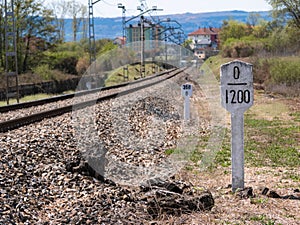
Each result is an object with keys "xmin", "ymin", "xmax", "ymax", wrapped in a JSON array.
[
  {"xmin": 0, "ymin": 68, "xmax": 177, "ymax": 113},
  {"xmin": 0, "ymin": 67, "xmax": 185, "ymax": 133}
]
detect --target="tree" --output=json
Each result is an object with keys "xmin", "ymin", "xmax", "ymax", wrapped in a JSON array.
[
  {"xmin": 219, "ymin": 20, "xmax": 252, "ymax": 46},
  {"xmin": 182, "ymin": 39, "xmax": 193, "ymax": 51},
  {"xmin": 0, "ymin": 4, "xmax": 4, "ymax": 68},
  {"xmin": 247, "ymin": 12, "xmax": 262, "ymax": 26},
  {"xmin": 267, "ymin": 0, "xmax": 300, "ymax": 28},
  {"xmin": 14, "ymin": 0, "xmax": 58, "ymax": 72},
  {"xmin": 68, "ymin": 0, "xmax": 81, "ymax": 42},
  {"xmin": 80, "ymin": 5, "xmax": 88, "ymax": 40},
  {"xmin": 50, "ymin": 0, "xmax": 69, "ymax": 42},
  {"xmin": 252, "ymin": 20, "xmax": 272, "ymax": 38}
]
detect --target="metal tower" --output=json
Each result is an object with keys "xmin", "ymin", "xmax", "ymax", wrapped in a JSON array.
[
  {"xmin": 4, "ymin": 0, "xmax": 19, "ymax": 104},
  {"xmin": 88, "ymin": 0, "xmax": 97, "ymax": 65}
]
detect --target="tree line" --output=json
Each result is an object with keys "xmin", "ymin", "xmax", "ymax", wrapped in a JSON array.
[
  {"xmin": 0, "ymin": 0, "xmax": 98, "ymax": 76},
  {"xmin": 0, "ymin": 0, "xmax": 299, "ymax": 77},
  {"xmin": 220, "ymin": 0, "xmax": 300, "ymax": 57}
]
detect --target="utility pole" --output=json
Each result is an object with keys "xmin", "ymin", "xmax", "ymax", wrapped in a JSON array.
[
  {"xmin": 124, "ymin": 6, "xmax": 162, "ymax": 78},
  {"xmin": 118, "ymin": 3, "xmax": 126, "ymax": 46},
  {"xmin": 88, "ymin": 0, "xmax": 101, "ymax": 66},
  {"xmin": 88, "ymin": 0, "xmax": 101, "ymax": 89},
  {"xmin": 165, "ymin": 33, "xmax": 167, "ymax": 62},
  {"xmin": 4, "ymin": 0, "xmax": 19, "ymax": 104},
  {"xmin": 136, "ymin": 5, "xmax": 162, "ymax": 78},
  {"xmin": 140, "ymin": 15, "xmax": 145, "ymax": 78}
]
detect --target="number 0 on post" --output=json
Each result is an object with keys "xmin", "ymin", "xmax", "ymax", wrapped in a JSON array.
[{"xmin": 221, "ymin": 60, "xmax": 253, "ymax": 113}]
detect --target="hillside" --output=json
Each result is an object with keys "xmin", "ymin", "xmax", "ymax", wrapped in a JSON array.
[{"xmin": 64, "ymin": 10, "xmax": 272, "ymax": 41}]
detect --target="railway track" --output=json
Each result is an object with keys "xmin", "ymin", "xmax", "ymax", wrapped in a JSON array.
[
  {"xmin": 0, "ymin": 64, "xmax": 214, "ymax": 224},
  {"xmin": 0, "ymin": 68, "xmax": 177, "ymax": 113},
  {"xmin": 0, "ymin": 67, "xmax": 185, "ymax": 133}
]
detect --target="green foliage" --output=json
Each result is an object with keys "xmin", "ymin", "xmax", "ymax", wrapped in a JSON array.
[
  {"xmin": 222, "ymin": 37, "xmax": 267, "ymax": 58},
  {"xmin": 13, "ymin": 0, "xmax": 58, "ymax": 73},
  {"xmin": 267, "ymin": 0, "xmax": 300, "ymax": 28},
  {"xmin": 245, "ymin": 115, "xmax": 300, "ymax": 167},
  {"xmin": 249, "ymin": 214, "xmax": 277, "ymax": 225},
  {"xmin": 45, "ymin": 51, "xmax": 79, "ymax": 74},
  {"xmin": 268, "ymin": 26, "xmax": 300, "ymax": 55},
  {"xmin": 269, "ymin": 58, "xmax": 300, "ymax": 85},
  {"xmin": 220, "ymin": 20, "xmax": 252, "ymax": 45},
  {"xmin": 41, "ymin": 39, "xmax": 118, "ymax": 75},
  {"xmin": 92, "ymin": 39, "xmax": 116, "ymax": 55},
  {"xmin": 220, "ymin": 16, "xmax": 300, "ymax": 57},
  {"xmin": 33, "ymin": 64, "xmax": 54, "ymax": 80},
  {"xmin": 252, "ymin": 20, "xmax": 272, "ymax": 38},
  {"xmin": 219, "ymin": 19, "xmax": 274, "ymax": 57},
  {"xmin": 183, "ymin": 39, "xmax": 193, "ymax": 51},
  {"xmin": 104, "ymin": 62, "xmax": 160, "ymax": 86},
  {"xmin": 97, "ymin": 39, "xmax": 117, "ymax": 55},
  {"xmin": 54, "ymin": 41, "xmax": 85, "ymax": 53},
  {"xmin": 165, "ymin": 149, "xmax": 175, "ymax": 155}
]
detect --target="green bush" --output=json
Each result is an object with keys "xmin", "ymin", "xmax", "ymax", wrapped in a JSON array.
[
  {"xmin": 270, "ymin": 58, "xmax": 300, "ymax": 85},
  {"xmin": 268, "ymin": 27, "xmax": 300, "ymax": 55},
  {"xmin": 221, "ymin": 37, "xmax": 267, "ymax": 58},
  {"xmin": 33, "ymin": 64, "xmax": 54, "ymax": 80},
  {"xmin": 55, "ymin": 41, "xmax": 85, "ymax": 52},
  {"xmin": 45, "ymin": 51, "xmax": 79, "ymax": 75}
]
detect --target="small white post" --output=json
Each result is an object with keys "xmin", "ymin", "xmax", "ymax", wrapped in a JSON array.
[
  {"xmin": 220, "ymin": 60, "xmax": 253, "ymax": 192},
  {"xmin": 181, "ymin": 83, "xmax": 192, "ymax": 121},
  {"xmin": 231, "ymin": 112, "xmax": 245, "ymax": 190},
  {"xmin": 184, "ymin": 95, "xmax": 190, "ymax": 120}
]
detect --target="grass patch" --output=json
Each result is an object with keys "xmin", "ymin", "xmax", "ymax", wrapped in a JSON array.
[
  {"xmin": 250, "ymin": 197, "xmax": 268, "ymax": 205},
  {"xmin": 190, "ymin": 134, "xmax": 210, "ymax": 164},
  {"xmin": 192, "ymin": 94, "xmax": 299, "ymax": 169},
  {"xmin": 190, "ymin": 149, "xmax": 203, "ymax": 163},
  {"xmin": 0, "ymin": 91, "xmax": 74, "ymax": 106},
  {"xmin": 213, "ymin": 129, "xmax": 232, "ymax": 168},
  {"xmin": 105, "ymin": 63, "xmax": 163, "ymax": 86},
  {"xmin": 202, "ymin": 55, "xmax": 232, "ymax": 80},
  {"xmin": 165, "ymin": 149, "xmax": 175, "ymax": 155},
  {"xmin": 164, "ymin": 148, "xmax": 187, "ymax": 158},
  {"xmin": 249, "ymin": 214, "xmax": 278, "ymax": 225},
  {"xmin": 247, "ymin": 100, "xmax": 289, "ymax": 121},
  {"xmin": 290, "ymin": 111, "xmax": 300, "ymax": 121},
  {"xmin": 245, "ymin": 114, "xmax": 300, "ymax": 167},
  {"xmin": 215, "ymin": 145, "xmax": 231, "ymax": 167},
  {"xmin": 282, "ymin": 172, "xmax": 300, "ymax": 182}
]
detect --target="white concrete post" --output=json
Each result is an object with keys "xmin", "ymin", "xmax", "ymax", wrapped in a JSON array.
[
  {"xmin": 220, "ymin": 60, "xmax": 253, "ymax": 192},
  {"xmin": 231, "ymin": 112, "xmax": 245, "ymax": 190},
  {"xmin": 181, "ymin": 83, "xmax": 193, "ymax": 121}
]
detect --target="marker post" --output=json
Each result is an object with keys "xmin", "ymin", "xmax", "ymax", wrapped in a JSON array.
[
  {"xmin": 181, "ymin": 83, "xmax": 192, "ymax": 121},
  {"xmin": 220, "ymin": 60, "xmax": 253, "ymax": 192}
]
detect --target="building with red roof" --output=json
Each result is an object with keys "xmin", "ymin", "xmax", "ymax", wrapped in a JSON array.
[{"xmin": 188, "ymin": 27, "xmax": 220, "ymax": 59}]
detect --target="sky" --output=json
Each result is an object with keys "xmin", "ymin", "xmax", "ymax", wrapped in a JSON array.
[{"xmin": 45, "ymin": 0, "xmax": 272, "ymax": 18}]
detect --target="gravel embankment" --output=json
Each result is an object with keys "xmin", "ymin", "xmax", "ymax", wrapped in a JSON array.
[{"xmin": 0, "ymin": 73, "xmax": 214, "ymax": 224}]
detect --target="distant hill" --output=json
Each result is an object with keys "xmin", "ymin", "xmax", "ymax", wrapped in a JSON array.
[{"xmin": 63, "ymin": 10, "xmax": 272, "ymax": 42}]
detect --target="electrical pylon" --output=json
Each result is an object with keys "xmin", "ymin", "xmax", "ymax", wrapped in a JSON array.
[{"xmin": 4, "ymin": 0, "xmax": 19, "ymax": 104}]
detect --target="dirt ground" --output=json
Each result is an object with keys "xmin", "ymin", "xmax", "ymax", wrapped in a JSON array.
[
  {"xmin": 175, "ymin": 166, "xmax": 300, "ymax": 225},
  {"xmin": 165, "ymin": 92, "xmax": 300, "ymax": 225}
]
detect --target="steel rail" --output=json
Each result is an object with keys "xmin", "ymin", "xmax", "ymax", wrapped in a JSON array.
[
  {"xmin": 0, "ymin": 67, "xmax": 177, "ymax": 113},
  {"xmin": 0, "ymin": 67, "xmax": 185, "ymax": 133}
]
